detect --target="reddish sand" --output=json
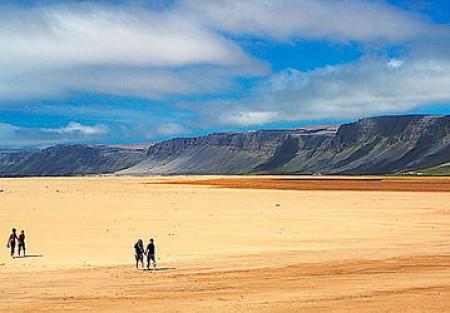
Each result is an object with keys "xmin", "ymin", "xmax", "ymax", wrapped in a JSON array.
[{"xmin": 157, "ymin": 176, "xmax": 450, "ymax": 192}]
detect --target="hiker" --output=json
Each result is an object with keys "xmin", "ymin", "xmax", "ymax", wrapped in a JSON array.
[
  {"xmin": 7, "ymin": 228, "xmax": 17, "ymax": 257},
  {"xmin": 18, "ymin": 230, "xmax": 26, "ymax": 257},
  {"xmin": 145, "ymin": 238, "xmax": 157, "ymax": 270},
  {"xmin": 134, "ymin": 239, "xmax": 145, "ymax": 270}
]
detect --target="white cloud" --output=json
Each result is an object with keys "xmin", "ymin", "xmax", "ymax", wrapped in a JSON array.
[
  {"xmin": 180, "ymin": 1, "xmax": 450, "ymax": 128},
  {"xmin": 156, "ymin": 123, "xmax": 190, "ymax": 136},
  {"xmin": 42, "ymin": 122, "xmax": 109, "ymax": 135},
  {"xmin": 202, "ymin": 56, "xmax": 450, "ymax": 126},
  {"xmin": 183, "ymin": 0, "xmax": 435, "ymax": 42},
  {"xmin": 221, "ymin": 111, "xmax": 279, "ymax": 126},
  {"xmin": 0, "ymin": 122, "xmax": 109, "ymax": 149},
  {"xmin": 0, "ymin": 3, "xmax": 248, "ymax": 68},
  {"xmin": 0, "ymin": 0, "xmax": 439, "ymax": 102},
  {"xmin": 0, "ymin": 2, "xmax": 264, "ymax": 101},
  {"xmin": 387, "ymin": 58, "xmax": 404, "ymax": 69}
]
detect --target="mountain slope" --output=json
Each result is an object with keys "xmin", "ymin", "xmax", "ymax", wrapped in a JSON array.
[
  {"xmin": 119, "ymin": 126, "xmax": 337, "ymax": 175},
  {"xmin": 0, "ymin": 144, "xmax": 151, "ymax": 177},
  {"xmin": 2, "ymin": 115, "xmax": 450, "ymax": 176},
  {"xmin": 123, "ymin": 115, "xmax": 450, "ymax": 175}
]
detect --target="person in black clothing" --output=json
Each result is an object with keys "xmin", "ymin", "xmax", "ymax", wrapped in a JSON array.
[
  {"xmin": 18, "ymin": 230, "xmax": 26, "ymax": 257},
  {"xmin": 7, "ymin": 228, "xmax": 17, "ymax": 257},
  {"xmin": 134, "ymin": 239, "xmax": 144, "ymax": 270},
  {"xmin": 145, "ymin": 238, "xmax": 157, "ymax": 270}
]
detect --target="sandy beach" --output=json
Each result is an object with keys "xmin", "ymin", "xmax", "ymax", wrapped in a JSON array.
[{"xmin": 0, "ymin": 176, "xmax": 449, "ymax": 312}]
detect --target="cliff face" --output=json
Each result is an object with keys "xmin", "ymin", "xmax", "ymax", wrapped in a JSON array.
[
  {"xmin": 122, "ymin": 114, "xmax": 450, "ymax": 175},
  {"xmin": 0, "ymin": 150, "xmax": 37, "ymax": 175},
  {"xmin": 120, "ymin": 126, "xmax": 337, "ymax": 175},
  {"xmin": 321, "ymin": 115, "xmax": 450, "ymax": 174},
  {"xmin": 2, "ymin": 115, "xmax": 450, "ymax": 176},
  {"xmin": 0, "ymin": 144, "xmax": 150, "ymax": 176}
]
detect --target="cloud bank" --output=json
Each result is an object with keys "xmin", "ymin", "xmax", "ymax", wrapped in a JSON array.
[
  {"xmin": 208, "ymin": 55, "xmax": 450, "ymax": 126},
  {"xmin": 0, "ymin": 0, "xmax": 438, "ymax": 102},
  {"xmin": 0, "ymin": 2, "xmax": 263, "ymax": 100},
  {"xmin": 1, "ymin": 0, "xmax": 450, "ymax": 146},
  {"xmin": 182, "ymin": 1, "xmax": 450, "ymax": 127},
  {"xmin": 185, "ymin": 0, "xmax": 436, "ymax": 42},
  {"xmin": 0, "ymin": 122, "xmax": 109, "ymax": 149}
]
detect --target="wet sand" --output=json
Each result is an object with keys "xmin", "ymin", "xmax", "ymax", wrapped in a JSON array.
[
  {"xmin": 159, "ymin": 176, "xmax": 450, "ymax": 192},
  {"xmin": 0, "ymin": 176, "xmax": 449, "ymax": 312}
]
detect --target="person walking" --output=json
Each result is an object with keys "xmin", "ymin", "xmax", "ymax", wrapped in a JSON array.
[
  {"xmin": 145, "ymin": 238, "xmax": 157, "ymax": 270},
  {"xmin": 18, "ymin": 230, "xmax": 26, "ymax": 257},
  {"xmin": 134, "ymin": 239, "xmax": 145, "ymax": 270},
  {"xmin": 7, "ymin": 228, "xmax": 17, "ymax": 257}
]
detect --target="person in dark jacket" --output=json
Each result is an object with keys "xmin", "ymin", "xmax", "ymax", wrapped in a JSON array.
[
  {"xmin": 7, "ymin": 228, "xmax": 17, "ymax": 257},
  {"xmin": 145, "ymin": 238, "xmax": 157, "ymax": 270},
  {"xmin": 18, "ymin": 230, "xmax": 26, "ymax": 257},
  {"xmin": 134, "ymin": 239, "xmax": 144, "ymax": 270}
]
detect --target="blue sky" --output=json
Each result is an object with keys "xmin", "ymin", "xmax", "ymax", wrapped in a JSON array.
[{"xmin": 1, "ymin": 0, "xmax": 450, "ymax": 148}]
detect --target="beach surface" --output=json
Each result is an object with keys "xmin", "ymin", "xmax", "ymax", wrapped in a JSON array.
[{"xmin": 0, "ymin": 176, "xmax": 449, "ymax": 312}]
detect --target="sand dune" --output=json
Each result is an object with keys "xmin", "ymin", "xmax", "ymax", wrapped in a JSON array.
[{"xmin": 0, "ymin": 176, "xmax": 449, "ymax": 312}]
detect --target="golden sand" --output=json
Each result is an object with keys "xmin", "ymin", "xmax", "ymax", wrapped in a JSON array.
[{"xmin": 0, "ymin": 176, "xmax": 449, "ymax": 312}]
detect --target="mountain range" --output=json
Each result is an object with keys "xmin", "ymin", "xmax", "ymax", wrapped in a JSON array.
[{"xmin": 2, "ymin": 114, "xmax": 450, "ymax": 177}]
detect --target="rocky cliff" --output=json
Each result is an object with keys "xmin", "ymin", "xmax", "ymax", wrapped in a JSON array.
[
  {"xmin": 0, "ymin": 144, "xmax": 150, "ymax": 176},
  {"xmin": 120, "ymin": 126, "xmax": 337, "ymax": 175},
  {"xmin": 2, "ymin": 115, "xmax": 450, "ymax": 176},
  {"xmin": 122, "ymin": 114, "xmax": 450, "ymax": 175}
]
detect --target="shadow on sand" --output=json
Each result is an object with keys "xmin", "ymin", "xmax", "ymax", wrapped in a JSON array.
[
  {"xmin": 13, "ymin": 254, "xmax": 44, "ymax": 259},
  {"xmin": 143, "ymin": 267, "xmax": 176, "ymax": 272}
]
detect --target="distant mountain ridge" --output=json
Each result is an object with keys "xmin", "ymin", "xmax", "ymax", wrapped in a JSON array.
[
  {"xmin": 0, "ymin": 144, "xmax": 151, "ymax": 176},
  {"xmin": 2, "ymin": 114, "xmax": 450, "ymax": 176}
]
